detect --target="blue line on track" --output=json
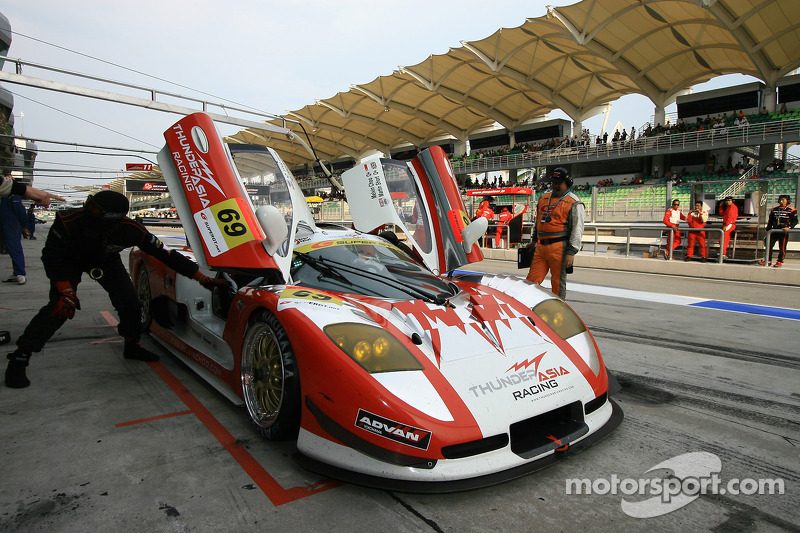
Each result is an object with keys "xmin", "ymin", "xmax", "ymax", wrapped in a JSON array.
[{"xmin": 689, "ymin": 300, "xmax": 800, "ymax": 320}]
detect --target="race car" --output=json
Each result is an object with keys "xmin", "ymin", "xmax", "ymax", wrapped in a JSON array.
[{"xmin": 130, "ymin": 112, "xmax": 622, "ymax": 492}]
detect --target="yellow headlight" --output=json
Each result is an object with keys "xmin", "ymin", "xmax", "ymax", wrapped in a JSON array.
[
  {"xmin": 373, "ymin": 337, "xmax": 390, "ymax": 357},
  {"xmin": 353, "ymin": 341, "xmax": 372, "ymax": 361},
  {"xmin": 324, "ymin": 323, "xmax": 423, "ymax": 373},
  {"xmin": 533, "ymin": 299, "xmax": 586, "ymax": 339}
]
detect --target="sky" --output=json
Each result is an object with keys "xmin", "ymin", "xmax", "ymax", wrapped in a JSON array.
[{"xmin": 2, "ymin": 0, "xmax": 764, "ymax": 201}]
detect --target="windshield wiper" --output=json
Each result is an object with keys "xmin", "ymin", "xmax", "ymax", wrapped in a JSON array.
[
  {"xmin": 294, "ymin": 251, "xmax": 352, "ymax": 286},
  {"xmin": 312, "ymin": 255, "xmax": 449, "ymax": 306}
]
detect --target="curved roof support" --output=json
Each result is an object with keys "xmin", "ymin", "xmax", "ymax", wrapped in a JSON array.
[
  {"xmin": 704, "ymin": 0, "xmax": 774, "ymax": 83},
  {"xmin": 312, "ymin": 100, "xmax": 421, "ymax": 149},
  {"xmin": 399, "ymin": 67, "xmax": 517, "ymax": 129},
  {"xmin": 460, "ymin": 41, "xmax": 579, "ymax": 120},
  {"xmin": 548, "ymin": 5, "xmax": 663, "ymax": 102},
  {"xmin": 350, "ymin": 84, "xmax": 468, "ymax": 141}
]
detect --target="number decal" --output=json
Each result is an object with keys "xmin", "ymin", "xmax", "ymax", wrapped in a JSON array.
[{"xmin": 193, "ymin": 198, "xmax": 256, "ymax": 256}]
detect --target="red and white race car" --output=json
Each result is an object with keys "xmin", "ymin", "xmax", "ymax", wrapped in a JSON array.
[{"xmin": 131, "ymin": 113, "xmax": 622, "ymax": 492}]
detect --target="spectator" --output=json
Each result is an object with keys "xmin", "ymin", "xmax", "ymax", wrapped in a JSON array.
[
  {"xmin": 0, "ymin": 194, "xmax": 29, "ymax": 284},
  {"xmin": 662, "ymin": 199, "xmax": 686, "ymax": 259},
  {"xmin": 685, "ymin": 201, "xmax": 709, "ymax": 262},
  {"xmin": 525, "ymin": 167, "xmax": 584, "ymax": 300},
  {"xmin": 719, "ymin": 196, "xmax": 739, "ymax": 259},
  {"xmin": 26, "ymin": 205, "xmax": 38, "ymax": 240},
  {"xmin": 760, "ymin": 195, "xmax": 798, "ymax": 267}
]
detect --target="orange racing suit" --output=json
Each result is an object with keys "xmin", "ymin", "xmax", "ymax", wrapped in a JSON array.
[{"xmin": 525, "ymin": 190, "xmax": 584, "ymax": 299}]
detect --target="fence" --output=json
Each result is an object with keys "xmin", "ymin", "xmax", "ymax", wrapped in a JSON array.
[{"xmin": 450, "ymin": 117, "xmax": 800, "ymax": 174}]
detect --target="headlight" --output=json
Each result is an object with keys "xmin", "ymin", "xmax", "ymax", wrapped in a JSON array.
[
  {"xmin": 324, "ymin": 323, "xmax": 423, "ymax": 373},
  {"xmin": 533, "ymin": 299, "xmax": 600, "ymax": 374},
  {"xmin": 532, "ymin": 299, "xmax": 586, "ymax": 340}
]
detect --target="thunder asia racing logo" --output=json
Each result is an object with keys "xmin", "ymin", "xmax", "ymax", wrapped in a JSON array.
[{"xmin": 468, "ymin": 352, "xmax": 571, "ymax": 400}]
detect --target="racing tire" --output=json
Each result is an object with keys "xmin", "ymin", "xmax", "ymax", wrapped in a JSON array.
[
  {"xmin": 241, "ymin": 311, "xmax": 301, "ymax": 440},
  {"xmin": 136, "ymin": 265, "xmax": 152, "ymax": 331}
]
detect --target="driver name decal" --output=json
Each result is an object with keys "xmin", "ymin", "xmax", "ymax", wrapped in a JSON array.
[{"xmin": 355, "ymin": 409, "xmax": 432, "ymax": 450}]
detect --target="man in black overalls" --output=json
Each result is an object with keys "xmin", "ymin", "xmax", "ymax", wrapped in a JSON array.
[{"xmin": 5, "ymin": 191, "xmax": 226, "ymax": 388}]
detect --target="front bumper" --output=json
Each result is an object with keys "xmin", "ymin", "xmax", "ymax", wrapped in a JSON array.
[{"xmin": 295, "ymin": 398, "xmax": 623, "ymax": 493}]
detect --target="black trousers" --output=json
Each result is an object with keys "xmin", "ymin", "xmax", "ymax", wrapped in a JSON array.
[
  {"xmin": 17, "ymin": 255, "xmax": 141, "ymax": 354},
  {"xmin": 766, "ymin": 232, "xmax": 790, "ymax": 263}
]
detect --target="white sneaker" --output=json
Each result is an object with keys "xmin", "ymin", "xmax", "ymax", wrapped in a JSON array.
[{"xmin": 3, "ymin": 275, "xmax": 26, "ymax": 285}]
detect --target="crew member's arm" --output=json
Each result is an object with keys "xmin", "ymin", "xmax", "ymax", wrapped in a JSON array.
[
  {"xmin": 1, "ymin": 176, "xmax": 64, "ymax": 206},
  {"xmin": 662, "ymin": 210, "xmax": 674, "ymax": 227},
  {"xmin": 133, "ymin": 222, "xmax": 227, "ymax": 290},
  {"xmin": 565, "ymin": 202, "xmax": 585, "ymax": 269},
  {"xmin": 765, "ymin": 209, "xmax": 776, "ymax": 232},
  {"xmin": 787, "ymin": 208, "xmax": 798, "ymax": 231}
]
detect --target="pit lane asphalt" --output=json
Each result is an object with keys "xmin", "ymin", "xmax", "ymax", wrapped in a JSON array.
[{"xmin": 1, "ymin": 228, "xmax": 797, "ymax": 532}]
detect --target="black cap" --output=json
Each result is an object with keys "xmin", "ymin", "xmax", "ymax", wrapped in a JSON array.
[
  {"xmin": 551, "ymin": 167, "xmax": 569, "ymax": 181},
  {"xmin": 88, "ymin": 190, "xmax": 129, "ymax": 218}
]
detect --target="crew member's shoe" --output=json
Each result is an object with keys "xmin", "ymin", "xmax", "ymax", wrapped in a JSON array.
[
  {"xmin": 701, "ymin": 257, "xmax": 708, "ymax": 263},
  {"xmin": 2, "ymin": 275, "xmax": 26, "ymax": 285},
  {"xmin": 774, "ymin": 261, "xmax": 783, "ymax": 268},
  {"xmin": 684, "ymin": 256, "xmax": 691, "ymax": 262},
  {"xmin": 123, "ymin": 341, "xmax": 160, "ymax": 362},
  {"xmin": 5, "ymin": 351, "xmax": 31, "ymax": 388}
]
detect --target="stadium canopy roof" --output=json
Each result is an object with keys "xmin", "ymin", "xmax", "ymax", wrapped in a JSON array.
[{"xmin": 227, "ymin": 0, "xmax": 800, "ymax": 168}]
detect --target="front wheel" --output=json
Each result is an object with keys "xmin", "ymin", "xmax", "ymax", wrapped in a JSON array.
[{"xmin": 240, "ymin": 311, "xmax": 300, "ymax": 440}]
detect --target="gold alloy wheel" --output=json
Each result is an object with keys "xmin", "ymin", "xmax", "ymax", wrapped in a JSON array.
[{"xmin": 242, "ymin": 323, "xmax": 284, "ymax": 428}]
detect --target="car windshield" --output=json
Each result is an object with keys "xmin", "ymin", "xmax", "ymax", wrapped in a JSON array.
[{"xmin": 290, "ymin": 238, "xmax": 454, "ymax": 300}]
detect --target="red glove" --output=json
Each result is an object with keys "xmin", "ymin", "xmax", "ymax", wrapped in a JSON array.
[
  {"xmin": 192, "ymin": 271, "xmax": 229, "ymax": 291},
  {"xmin": 52, "ymin": 281, "xmax": 80, "ymax": 320}
]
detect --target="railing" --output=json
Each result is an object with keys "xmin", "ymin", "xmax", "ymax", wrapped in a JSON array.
[
  {"xmin": 582, "ymin": 224, "xmax": 726, "ymax": 263},
  {"xmin": 451, "ymin": 117, "xmax": 800, "ymax": 173},
  {"xmin": 761, "ymin": 228, "xmax": 800, "ymax": 263},
  {"xmin": 719, "ymin": 165, "xmax": 757, "ymax": 198}
]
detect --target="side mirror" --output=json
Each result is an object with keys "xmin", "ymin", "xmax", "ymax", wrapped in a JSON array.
[
  {"xmin": 255, "ymin": 205, "xmax": 289, "ymax": 255},
  {"xmin": 462, "ymin": 217, "xmax": 488, "ymax": 252}
]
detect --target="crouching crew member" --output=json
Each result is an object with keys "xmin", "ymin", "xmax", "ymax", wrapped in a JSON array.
[
  {"xmin": 526, "ymin": 167, "xmax": 584, "ymax": 299},
  {"xmin": 685, "ymin": 201, "xmax": 709, "ymax": 261},
  {"xmin": 5, "ymin": 191, "xmax": 227, "ymax": 388},
  {"xmin": 760, "ymin": 195, "xmax": 798, "ymax": 267}
]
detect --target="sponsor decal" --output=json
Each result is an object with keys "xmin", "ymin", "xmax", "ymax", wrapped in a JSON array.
[
  {"xmin": 467, "ymin": 351, "xmax": 571, "ymax": 399},
  {"xmin": 125, "ymin": 163, "xmax": 153, "ymax": 171},
  {"xmin": 294, "ymin": 238, "xmax": 392, "ymax": 254},
  {"xmin": 169, "ymin": 123, "xmax": 226, "ymax": 208},
  {"xmin": 354, "ymin": 409, "xmax": 432, "ymax": 450}
]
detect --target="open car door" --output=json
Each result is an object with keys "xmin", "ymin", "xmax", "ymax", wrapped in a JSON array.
[
  {"xmin": 158, "ymin": 112, "xmax": 311, "ymax": 280},
  {"xmin": 342, "ymin": 146, "xmax": 484, "ymax": 275}
]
